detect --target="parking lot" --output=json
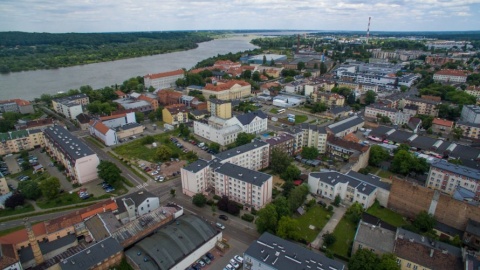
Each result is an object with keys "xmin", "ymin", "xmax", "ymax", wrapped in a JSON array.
[{"xmin": 189, "ymin": 237, "xmax": 249, "ymax": 270}]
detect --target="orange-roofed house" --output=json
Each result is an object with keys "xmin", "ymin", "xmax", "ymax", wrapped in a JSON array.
[
  {"xmin": 433, "ymin": 69, "xmax": 468, "ymax": 83},
  {"xmin": 89, "ymin": 120, "xmax": 117, "ymax": 146},
  {"xmin": 431, "ymin": 118, "xmax": 454, "ymax": 134},
  {"xmin": 0, "ymin": 222, "xmax": 47, "ymax": 250},
  {"xmin": 0, "ymin": 99, "xmax": 34, "ymax": 114},
  {"xmin": 163, "ymin": 104, "xmax": 189, "ymax": 126},
  {"xmin": 202, "ymin": 80, "xmax": 251, "ymax": 100},
  {"xmin": 115, "ymin": 90, "xmax": 127, "ymax": 99},
  {"xmin": 144, "ymin": 69, "xmax": 184, "ymax": 90},
  {"xmin": 213, "ymin": 60, "xmax": 241, "ymax": 70}
]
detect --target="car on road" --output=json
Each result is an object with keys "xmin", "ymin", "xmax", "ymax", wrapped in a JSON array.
[
  {"xmin": 233, "ymin": 255, "xmax": 244, "ymax": 264},
  {"xmin": 219, "ymin": 215, "xmax": 228, "ymax": 221},
  {"xmin": 216, "ymin": 223, "xmax": 225, "ymax": 230},
  {"xmin": 317, "ymin": 200, "xmax": 327, "ymax": 207}
]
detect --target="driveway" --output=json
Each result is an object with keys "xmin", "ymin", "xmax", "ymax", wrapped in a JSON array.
[
  {"xmin": 4, "ymin": 155, "xmax": 21, "ymax": 174},
  {"xmin": 34, "ymin": 148, "xmax": 73, "ymax": 192},
  {"xmin": 310, "ymin": 205, "xmax": 347, "ymax": 249}
]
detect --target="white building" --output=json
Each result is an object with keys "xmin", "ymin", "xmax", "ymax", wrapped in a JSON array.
[
  {"xmin": 433, "ymin": 69, "xmax": 468, "ymax": 83},
  {"xmin": 426, "ymin": 160, "xmax": 480, "ymax": 200},
  {"xmin": 308, "ymin": 170, "xmax": 390, "ymax": 208},
  {"xmin": 100, "ymin": 112, "xmax": 136, "ymax": 128},
  {"xmin": 194, "ymin": 121, "xmax": 242, "ymax": 146},
  {"xmin": 43, "ymin": 126, "xmax": 99, "ymax": 184},
  {"xmin": 89, "ymin": 120, "xmax": 118, "ymax": 146},
  {"xmin": 365, "ymin": 104, "xmax": 414, "ymax": 125},
  {"xmin": 115, "ymin": 191, "xmax": 160, "ymax": 223},
  {"xmin": 398, "ymin": 74, "xmax": 420, "ymax": 88},
  {"xmin": 272, "ymin": 95, "xmax": 303, "ymax": 108},
  {"xmin": 214, "ymin": 162, "xmax": 272, "ymax": 209},
  {"xmin": 144, "ymin": 69, "xmax": 184, "ymax": 90},
  {"xmin": 52, "ymin": 94, "xmax": 89, "ymax": 120},
  {"xmin": 297, "ymin": 124, "xmax": 328, "ymax": 154},
  {"xmin": 212, "ymin": 140, "xmax": 270, "ymax": 171},
  {"xmin": 356, "ymin": 73, "xmax": 397, "ymax": 88}
]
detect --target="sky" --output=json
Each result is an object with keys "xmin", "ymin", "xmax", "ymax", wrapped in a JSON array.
[{"xmin": 1, "ymin": 0, "xmax": 480, "ymax": 33}]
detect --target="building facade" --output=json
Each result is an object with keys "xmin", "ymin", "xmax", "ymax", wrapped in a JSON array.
[
  {"xmin": 162, "ymin": 104, "xmax": 189, "ymax": 126},
  {"xmin": 0, "ymin": 129, "xmax": 45, "ymax": 156},
  {"xmin": 201, "ymin": 80, "xmax": 251, "ymax": 100},
  {"xmin": 403, "ymin": 97, "xmax": 439, "ymax": 117},
  {"xmin": 433, "ymin": 69, "xmax": 468, "ymax": 83},
  {"xmin": 43, "ymin": 126, "xmax": 99, "ymax": 184},
  {"xmin": 327, "ymin": 115, "xmax": 365, "ymax": 137},
  {"xmin": 455, "ymin": 121, "xmax": 480, "ymax": 140},
  {"xmin": 144, "ymin": 69, "xmax": 184, "ymax": 90},
  {"xmin": 89, "ymin": 120, "xmax": 118, "ymax": 146},
  {"xmin": 52, "ymin": 94, "xmax": 89, "ymax": 120},
  {"xmin": 431, "ymin": 118, "xmax": 454, "ymax": 134},
  {"xmin": 207, "ymin": 99, "xmax": 231, "ymax": 119},
  {"xmin": 0, "ymin": 99, "xmax": 34, "ymax": 114},
  {"xmin": 461, "ymin": 105, "xmax": 480, "ymax": 124}
]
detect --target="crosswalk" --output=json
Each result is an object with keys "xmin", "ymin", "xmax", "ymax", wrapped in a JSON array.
[{"xmin": 136, "ymin": 183, "xmax": 149, "ymax": 189}]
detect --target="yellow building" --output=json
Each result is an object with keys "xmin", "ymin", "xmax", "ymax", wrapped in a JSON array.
[
  {"xmin": 202, "ymin": 80, "xmax": 251, "ymax": 100},
  {"xmin": 312, "ymin": 92, "xmax": 345, "ymax": 107},
  {"xmin": 0, "ymin": 172, "xmax": 9, "ymax": 195},
  {"xmin": 0, "ymin": 129, "xmax": 45, "ymax": 155},
  {"xmin": 163, "ymin": 104, "xmax": 189, "ymax": 126},
  {"xmin": 207, "ymin": 99, "xmax": 232, "ymax": 119}
]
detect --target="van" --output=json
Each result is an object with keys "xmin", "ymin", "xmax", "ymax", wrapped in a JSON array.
[{"xmin": 198, "ymin": 142, "xmax": 205, "ymax": 147}]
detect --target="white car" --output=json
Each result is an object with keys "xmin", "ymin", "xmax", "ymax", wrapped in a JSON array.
[
  {"xmin": 225, "ymin": 264, "xmax": 235, "ymax": 270},
  {"xmin": 155, "ymin": 176, "xmax": 164, "ymax": 181},
  {"xmin": 150, "ymin": 171, "xmax": 159, "ymax": 176},
  {"xmin": 234, "ymin": 255, "xmax": 244, "ymax": 264},
  {"xmin": 216, "ymin": 223, "xmax": 225, "ymax": 230},
  {"xmin": 229, "ymin": 259, "xmax": 240, "ymax": 269}
]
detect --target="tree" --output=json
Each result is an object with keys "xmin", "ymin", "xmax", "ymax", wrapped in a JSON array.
[
  {"xmin": 365, "ymin": 90, "xmax": 376, "ymax": 105},
  {"xmin": 288, "ymin": 184, "xmax": 309, "ymax": 212},
  {"xmin": 297, "ymin": 61, "xmax": 305, "ymax": 71},
  {"xmin": 192, "ymin": 193, "xmax": 207, "ymax": 207},
  {"xmin": 273, "ymin": 196, "xmax": 291, "ymax": 218},
  {"xmin": 256, "ymin": 204, "xmax": 278, "ymax": 233},
  {"xmin": 270, "ymin": 59, "xmax": 275, "ymax": 66},
  {"xmin": 148, "ymin": 111, "xmax": 156, "ymax": 122},
  {"xmin": 252, "ymin": 71, "xmax": 261, "ymax": 82},
  {"xmin": 135, "ymin": 112, "xmax": 145, "ymax": 123},
  {"xmin": 178, "ymin": 123, "xmax": 190, "ymax": 137},
  {"xmin": 235, "ymin": 132, "xmax": 256, "ymax": 147},
  {"xmin": 311, "ymin": 102, "xmax": 328, "ymax": 113},
  {"xmin": 5, "ymin": 193, "xmax": 25, "ymax": 209},
  {"xmin": 227, "ymin": 201, "xmax": 240, "ymax": 215},
  {"xmin": 18, "ymin": 181, "xmax": 42, "ymax": 200},
  {"xmin": 303, "ymin": 71, "xmax": 312, "ymax": 78},
  {"xmin": 333, "ymin": 195, "xmax": 341, "ymax": 206},
  {"xmin": 148, "ymin": 86, "xmax": 155, "ymax": 92},
  {"xmin": 281, "ymin": 164, "xmax": 301, "ymax": 182},
  {"xmin": 209, "ymin": 142, "xmax": 220, "ymax": 153},
  {"xmin": 369, "ymin": 145, "xmax": 390, "ymax": 167},
  {"xmin": 39, "ymin": 177, "xmax": 60, "ymax": 200},
  {"xmin": 282, "ymin": 181, "xmax": 295, "ymax": 197},
  {"xmin": 170, "ymin": 189, "xmax": 176, "ymax": 197},
  {"xmin": 413, "ymin": 211, "xmax": 436, "ymax": 233},
  {"xmin": 347, "ymin": 202, "xmax": 364, "ymax": 224},
  {"xmin": 217, "ymin": 195, "xmax": 229, "ymax": 211},
  {"xmin": 322, "ymin": 231, "xmax": 336, "ymax": 247},
  {"xmin": 262, "ymin": 55, "xmax": 267, "ymax": 65},
  {"xmin": 97, "ymin": 161, "xmax": 121, "ymax": 185},
  {"xmin": 156, "ymin": 145, "xmax": 173, "ymax": 161},
  {"xmin": 21, "ymin": 161, "xmax": 32, "ymax": 171},
  {"xmin": 400, "ymin": 85, "xmax": 408, "ymax": 92},
  {"xmin": 377, "ymin": 253, "xmax": 401, "ymax": 270},
  {"xmin": 270, "ymin": 148, "xmax": 292, "ymax": 174},
  {"xmin": 276, "ymin": 216, "xmax": 299, "ymax": 240},
  {"xmin": 155, "ymin": 107, "xmax": 163, "ymax": 120},
  {"xmin": 320, "ymin": 62, "xmax": 327, "ymax": 74},
  {"xmin": 348, "ymin": 249, "xmax": 379, "ymax": 270},
  {"xmin": 452, "ymin": 127, "xmax": 463, "ymax": 140},
  {"xmin": 141, "ymin": 135, "xmax": 155, "ymax": 145},
  {"xmin": 301, "ymin": 146, "xmax": 319, "ymax": 159}
]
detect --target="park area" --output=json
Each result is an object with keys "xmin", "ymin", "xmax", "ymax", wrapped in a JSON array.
[{"xmin": 294, "ymin": 205, "xmax": 330, "ymax": 243}]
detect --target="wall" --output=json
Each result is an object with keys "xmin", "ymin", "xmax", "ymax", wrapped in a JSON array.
[
  {"xmin": 172, "ymin": 232, "xmax": 222, "ymax": 270},
  {"xmin": 388, "ymin": 178, "xmax": 480, "ymax": 230},
  {"xmin": 74, "ymin": 155, "xmax": 100, "ymax": 184}
]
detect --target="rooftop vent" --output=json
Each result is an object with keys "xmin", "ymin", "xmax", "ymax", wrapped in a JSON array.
[{"xmin": 409, "ymin": 238, "xmax": 414, "ymax": 243}]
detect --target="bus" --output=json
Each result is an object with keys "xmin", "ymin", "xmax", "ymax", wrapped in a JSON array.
[{"xmin": 277, "ymin": 109, "xmax": 286, "ymax": 114}]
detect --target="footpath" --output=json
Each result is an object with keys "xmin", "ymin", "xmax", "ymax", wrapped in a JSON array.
[{"xmin": 310, "ymin": 204, "xmax": 347, "ymax": 249}]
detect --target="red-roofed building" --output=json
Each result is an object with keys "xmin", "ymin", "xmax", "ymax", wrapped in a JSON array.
[
  {"xmin": 115, "ymin": 90, "xmax": 127, "ymax": 99},
  {"xmin": 432, "ymin": 118, "xmax": 454, "ymax": 134},
  {"xmin": 138, "ymin": 94, "xmax": 159, "ymax": 111},
  {"xmin": 89, "ymin": 120, "xmax": 117, "ymax": 146},
  {"xmin": 0, "ymin": 223, "xmax": 47, "ymax": 250},
  {"xmin": 433, "ymin": 69, "xmax": 468, "ymax": 83},
  {"xmin": 0, "ymin": 99, "xmax": 34, "ymax": 114},
  {"xmin": 144, "ymin": 69, "xmax": 184, "ymax": 90},
  {"xmin": 157, "ymin": 89, "xmax": 183, "ymax": 106},
  {"xmin": 213, "ymin": 60, "xmax": 241, "ymax": 70},
  {"xmin": 202, "ymin": 80, "xmax": 251, "ymax": 100}
]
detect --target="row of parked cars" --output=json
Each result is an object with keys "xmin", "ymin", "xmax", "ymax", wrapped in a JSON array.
[
  {"xmin": 0, "ymin": 161, "xmax": 10, "ymax": 176},
  {"xmin": 187, "ymin": 140, "xmax": 217, "ymax": 154}
]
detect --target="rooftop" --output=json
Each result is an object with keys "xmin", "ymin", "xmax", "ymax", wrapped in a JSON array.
[
  {"xmin": 309, "ymin": 171, "xmax": 377, "ymax": 196},
  {"xmin": 115, "ymin": 190, "xmax": 158, "ymax": 215},
  {"xmin": 215, "ymin": 162, "xmax": 271, "ymax": 187},
  {"xmin": 266, "ymin": 133, "xmax": 295, "ymax": 146},
  {"xmin": 346, "ymin": 171, "xmax": 391, "ymax": 191},
  {"xmin": 204, "ymin": 80, "xmax": 250, "ymax": 92},
  {"xmin": 0, "ymin": 222, "xmax": 46, "ymax": 245},
  {"xmin": 213, "ymin": 139, "xmax": 268, "ymax": 161},
  {"xmin": 182, "ymin": 159, "xmax": 210, "ymax": 173},
  {"xmin": 432, "ymin": 118, "xmax": 454, "ymax": 128},
  {"xmin": 43, "ymin": 126, "xmax": 95, "ymax": 161},
  {"xmin": 236, "ymin": 110, "xmax": 267, "ymax": 126},
  {"xmin": 244, "ymin": 232, "xmax": 345, "ymax": 270},
  {"xmin": 434, "ymin": 69, "xmax": 468, "ymax": 77},
  {"xmin": 60, "ymin": 237, "xmax": 122, "ymax": 270},
  {"xmin": 144, "ymin": 69, "xmax": 184, "ymax": 80},
  {"xmin": 19, "ymin": 234, "xmax": 77, "ymax": 263},
  {"xmin": 125, "ymin": 214, "xmax": 219, "ymax": 270},
  {"xmin": 53, "ymin": 94, "xmax": 88, "ymax": 104},
  {"xmin": 466, "ymin": 219, "xmax": 480, "ymax": 236},
  {"xmin": 354, "ymin": 221, "xmax": 395, "ymax": 253},
  {"xmin": 327, "ymin": 115, "xmax": 364, "ymax": 134},
  {"xmin": 430, "ymin": 160, "xmax": 480, "ymax": 181}
]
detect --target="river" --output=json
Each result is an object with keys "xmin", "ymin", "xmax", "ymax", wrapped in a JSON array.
[{"xmin": 0, "ymin": 35, "xmax": 258, "ymax": 101}]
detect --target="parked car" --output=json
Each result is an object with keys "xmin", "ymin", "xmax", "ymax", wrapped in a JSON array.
[
  {"xmin": 202, "ymin": 255, "xmax": 211, "ymax": 264},
  {"xmin": 206, "ymin": 252, "xmax": 215, "ymax": 261},
  {"xmin": 216, "ymin": 223, "xmax": 225, "ymax": 230},
  {"xmin": 197, "ymin": 259, "xmax": 206, "ymax": 267},
  {"xmin": 225, "ymin": 264, "xmax": 235, "ymax": 270},
  {"xmin": 229, "ymin": 259, "xmax": 240, "ymax": 269},
  {"xmin": 219, "ymin": 215, "xmax": 228, "ymax": 221},
  {"xmin": 233, "ymin": 255, "xmax": 244, "ymax": 264}
]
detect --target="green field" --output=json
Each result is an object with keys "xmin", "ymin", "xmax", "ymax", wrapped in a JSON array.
[
  {"xmin": 330, "ymin": 215, "xmax": 357, "ymax": 258},
  {"xmin": 36, "ymin": 193, "xmax": 113, "ymax": 209},
  {"xmin": 0, "ymin": 203, "xmax": 35, "ymax": 218},
  {"xmin": 294, "ymin": 205, "xmax": 330, "ymax": 243},
  {"xmin": 366, "ymin": 201, "xmax": 409, "ymax": 227}
]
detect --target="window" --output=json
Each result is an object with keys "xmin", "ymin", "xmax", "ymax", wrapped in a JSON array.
[
  {"xmin": 407, "ymin": 263, "xmax": 411, "ymax": 268},
  {"xmin": 413, "ymin": 266, "xmax": 418, "ymax": 270}
]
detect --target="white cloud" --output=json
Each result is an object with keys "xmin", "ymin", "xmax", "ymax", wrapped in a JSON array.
[{"xmin": 0, "ymin": 0, "xmax": 478, "ymax": 32}]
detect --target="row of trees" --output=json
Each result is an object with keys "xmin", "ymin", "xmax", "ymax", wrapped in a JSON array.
[{"xmin": 369, "ymin": 144, "xmax": 429, "ymax": 176}]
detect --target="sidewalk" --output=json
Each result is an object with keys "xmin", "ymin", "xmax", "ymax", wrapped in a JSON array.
[{"xmin": 310, "ymin": 205, "xmax": 347, "ymax": 249}]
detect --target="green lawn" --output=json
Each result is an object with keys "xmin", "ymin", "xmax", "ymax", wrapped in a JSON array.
[
  {"xmin": 376, "ymin": 169, "xmax": 394, "ymax": 179},
  {"xmin": 294, "ymin": 115, "xmax": 308, "ymax": 124},
  {"xmin": 330, "ymin": 215, "xmax": 357, "ymax": 258},
  {"xmin": 0, "ymin": 203, "xmax": 35, "ymax": 218},
  {"xmin": 366, "ymin": 201, "xmax": 409, "ymax": 227},
  {"xmin": 86, "ymin": 136, "xmax": 105, "ymax": 149},
  {"xmin": 294, "ymin": 205, "xmax": 330, "ymax": 243},
  {"xmin": 36, "ymin": 192, "xmax": 113, "ymax": 209}
]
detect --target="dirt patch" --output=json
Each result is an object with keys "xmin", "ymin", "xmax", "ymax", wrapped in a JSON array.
[
  {"xmin": 161, "ymin": 160, "xmax": 187, "ymax": 177},
  {"xmin": 273, "ymin": 175, "xmax": 285, "ymax": 187}
]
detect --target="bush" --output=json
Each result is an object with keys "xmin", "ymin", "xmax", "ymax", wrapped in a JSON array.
[
  {"xmin": 332, "ymin": 195, "xmax": 341, "ymax": 206},
  {"xmin": 251, "ymin": 208, "xmax": 258, "ymax": 215},
  {"xmin": 241, "ymin": 213, "xmax": 255, "ymax": 222},
  {"xmin": 206, "ymin": 199, "xmax": 214, "ymax": 206},
  {"xmin": 192, "ymin": 193, "xmax": 207, "ymax": 207},
  {"xmin": 327, "ymin": 205, "xmax": 334, "ymax": 212},
  {"xmin": 213, "ymin": 195, "xmax": 221, "ymax": 200}
]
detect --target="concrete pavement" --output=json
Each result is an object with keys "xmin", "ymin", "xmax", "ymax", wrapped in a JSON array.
[{"xmin": 311, "ymin": 205, "xmax": 347, "ymax": 249}]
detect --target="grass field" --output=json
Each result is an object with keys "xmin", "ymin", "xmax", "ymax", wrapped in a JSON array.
[
  {"xmin": 294, "ymin": 115, "xmax": 308, "ymax": 123},
  {"xmin": 295, "ymin": 205, "xmax": 330, "ymax": 243},
  {"xmin": 36, "ymin": 192, "xmax": 113, "ymax": 209},
  {"xmin": 269, "ymin": 108, "xmax": 279, "ymax": 114},
  {"xmin": 330, "ymin": 215, "xmax": 357, "ymax": 258},
  {"xmin": 366, "ymin": 201, "xmax": 409, "ymax": 227},
  {"xmin": 0, "ymin": 203, "xmax": 35, "ymax": 218}
]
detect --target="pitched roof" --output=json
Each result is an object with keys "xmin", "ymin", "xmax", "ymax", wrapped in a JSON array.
[
  {"xmin": 100, "ymin": 112, "xmax": 127, "ymax": 121},
  {"xmin": 0, "ymin": 222, "xmax": 47, "ymax": 245},
  {"xmin": 90, "ymin": 120, "xmax": 111, "ymax": 135},
  {"xmin": 76, "ymin": 113, "xmax": 91, "ymax": 124},
  {"xmin": 61, "ymin": 237, "xmax": 123, "ymax": 270},
  {"xmin": 432, "ymin": 118, "xmax": 454, "ymax": 128},
  {"xmin": 165, "ymin": 103, "xmax": 188, "ymax": 114},
  {"xmin": 203, "ymin": 80, "xmax": 250, "ymax": 92},
  {"xmin": 213, "ymin": 139, "xmax": 268, "ymax": 161},
  {"xmin": 114, "ymin": 90, "xmax": 126, "ymax": 97},
  {"xmin": 435, "ymin": 69, "xmax": 468, "ymax": 77},
  {"xmin": 354, "ymin": 221, "xmax": 396, "ymax": 253},
  {"xmin": 144, "ymin": 69, "xmax": 184, "ymax": 79},
  {"xmin": 327, "ymin": 115, "xmax": 364, "ymax": 134},
  {"xmin": 235, "ymin": 110, "xmax": 267, "ymax": 125}
]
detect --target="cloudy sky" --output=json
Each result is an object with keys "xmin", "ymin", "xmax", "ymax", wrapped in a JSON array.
[{"xmin": 1, "ymin": 0, "xmax": 479, "ymax": 33}]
